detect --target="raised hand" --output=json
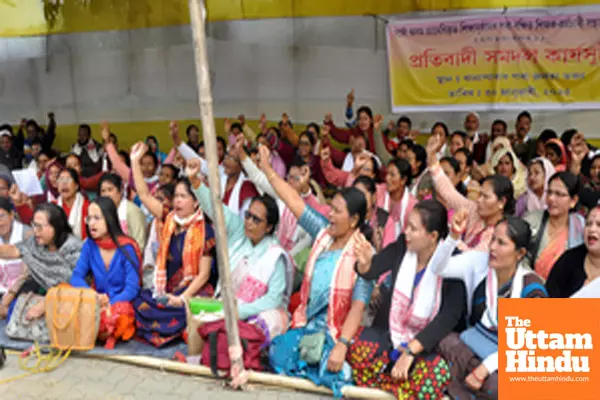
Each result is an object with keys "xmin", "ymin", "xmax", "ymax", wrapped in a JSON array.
[
  {"xmin": 258, "ymin": 144, "xmax": 272, "ymax": 172},
  {"xmin": 321, "ymin": 124, "xmax": 331, "ymax": 139},
  {"xmin": 426, "ymin": 133, "xmax": 444, "ymax": 155},
  {"xmin": 408, "ymin": 129, "xmax": 420, "ymax": 141},
  {"xmin": 235, "ymin": 134, "xmax": 246, "ymax": 156},
  {"xmin": 320, "ymin": 146, "xmax": 331, "ymax": 162},
  {"xmin": 237, "ymin": 114, "xmax": 246, "ymax": 126},
  {"xmin": 9, "ymin": 184, "xmax": 22, "ymax": 206},
  {"xmin": 186, "ymin": 158, "xmax": 201, "ymax": 179},
  {"xmin": 100, "ymin": 121, "xmax": 110, "ymax": 142},
  {"xmin": 353, "ymin": 234, "xmax": 374, "ymax": 274},
  {"xmin": 258, "ymin": 113, "xmax": 267, "ymax": 133},
  {"xmin": 130, "ymin": 142, "xmax": 149, "ymax": 163},
  {"xmin": 387, "ymin": 120, "xmax": 396, "ymax": 132},
  {"xmin": 346, "ymin": 88, "xmax": 355, "ymax": 105},
  {"xmin": 224, "ymin": 117, "xmax": 231, "ymax": 134},
  {"xmin": 373, "ymin": 114, "xmax": 384, "ymax": 132},
  {"xmin": 324, "ymin": 113, "xmax": 333, "ymax": 124},
  {"xmin": 450, "ymin": 209, "xmax": 468, "ymax": 240},
  {"xmin": 169, "ymin": 121, "xmax": 181, "ymax": 145},
  {"xmin": 569, "ymin": 132, "xmax": 587, "ymax": 164},
  {"xmin": 298, "ymin": 165, "xmax": 311, "ymax": 187}
]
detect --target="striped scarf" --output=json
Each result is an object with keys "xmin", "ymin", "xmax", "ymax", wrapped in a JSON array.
[
  {"xmin": 153, "ymin": 208, "xmax": 205, "ymax": 296},
  {"xmin": 292, "ymin": 228, "xmax": 360, "ymax": 341}
]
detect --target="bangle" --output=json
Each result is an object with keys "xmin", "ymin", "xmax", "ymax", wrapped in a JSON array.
[
  {"xmin": 470, "ymin": 371, "xmax": 485, "ymax": 383},
  {"xmin": 266, "ymin": 171, "xmax": 276, "ymax": 181}
]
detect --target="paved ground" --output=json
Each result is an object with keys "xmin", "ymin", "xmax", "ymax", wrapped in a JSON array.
[{"xmin": 0, "ymin": 353, "xmax": 329, "ymax": 400}]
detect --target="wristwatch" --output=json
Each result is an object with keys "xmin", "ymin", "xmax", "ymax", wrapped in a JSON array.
[
  {"xmin": 339, "ymin": 337, "xmax": 353, "ymax": 348},
  {"xmin": 403, "ymin": 346, "xmax": 417, "ymax": 357}
]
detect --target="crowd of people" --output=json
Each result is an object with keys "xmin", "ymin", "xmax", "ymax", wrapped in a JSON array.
[{"xmin": 0, "ymin": 90, "xmax": 599, "ymax": 399}]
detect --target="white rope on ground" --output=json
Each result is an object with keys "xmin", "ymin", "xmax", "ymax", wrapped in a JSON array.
[{"xmin": 81, "ymin": 353, "xmax": 395, "ymax": 399}]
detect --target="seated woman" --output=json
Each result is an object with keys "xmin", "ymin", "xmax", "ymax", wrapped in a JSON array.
[
  {"xmin": 515, "ymin": 157, "xmax": 555, "ymax": 217},
  {"xmin": 436, "ymin": 214, "xmax": 548, "ymax": 399},
  {"xmin": 0, "ymin": 198, "xmax": 32, "ymax": 316},
  {"xmin": 102, "ymin": 123, "xmax": 160, "ymax": 195},
  {"xmin": 98, "ymin": 173, "xmax": 147, "ymax": 251},
  {"xmin": 544, "ymin": 138, "xmax": 568, "ymax": 172},
  {"xmin": 65, "ymin": 153, "xmax": 105, "ymax": 199},
  {"xmin": 70, "ymin": 197, "xmax": 142, "ymax": 349},
  {"xmin": 57, "ymin": 168, "xmax": 90, "ymax": 240},
  {"xmin": 256, "ymin": 146, "xmax": 373, "ymax": 396},
  {"xmin": 348, "ymin": 200, "xmax": 466, "ymax": 398},
  {"xmin": 141, "ymin": 183, "xmax": 175, "ymax": 289},
  {"xmin": 129, "ymin": 143, "xmax": 217, "ymax": 347},
  {"xmin": 427, "ymin": 134, "xmax": 515, "ymax": 252},
  {"xmin": 525, "ymin": 171, "xmax": 584, "ymax": 280},
  {"xmin": 187, "ymin": 157, "xmax": 294, "ymax": 347},
  {"xmin": 489, "ymin": 145, "xmax": 526, "ymax": 198},
  {"xmin": 547, "ymin": 206, "xmax": 600, "ymax": 297},
  {"xmin": 0, "ymin": 203, "xmax": 82, "ymax": 321},
  {"xmin": 320, "ymin": 145, "xmax": 417, "ymax": 238}
]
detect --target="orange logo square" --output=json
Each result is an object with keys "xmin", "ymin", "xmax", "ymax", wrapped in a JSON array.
[{"xmin": 499, "ymin": 298, "xmax": 600, "ymax": 399}]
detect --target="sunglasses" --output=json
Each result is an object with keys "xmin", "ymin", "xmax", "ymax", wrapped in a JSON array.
[{"xmin": 244, "ymin": 210, "xmax": 265, "ymax": 224}]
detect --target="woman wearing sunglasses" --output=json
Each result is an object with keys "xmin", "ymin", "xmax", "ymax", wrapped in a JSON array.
[
  {"xmin": 186, "ymin": 157, "xmax": 294, "ymax": 351},
  {"xmin": 0, "ymin": 204, "xmax": 82, "ymax": 326},
  {"xmin": 129, "ymin": 143, "xmax": 217, "ymax": 348}
]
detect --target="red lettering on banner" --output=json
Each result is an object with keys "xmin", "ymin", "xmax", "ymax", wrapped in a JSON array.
[
  {"xmin": 408, "ymin": 46, "xmax": 477, "ymax": 68},
  {"xmin": 484, "ymin": 49, "xmax": 539, "ymax": 64},
  {"xmin": 545, "ymin": 47, "xmax": 599, "ymax": 65}
]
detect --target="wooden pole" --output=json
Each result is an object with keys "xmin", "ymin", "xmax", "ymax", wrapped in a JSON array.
[
  {"xmin": 187, "ymin": 0, "xmax": 246, "ymax": 383},
  {"xmin": 82, "ymin": 354, "xmax": 395, "ymax": 399}
]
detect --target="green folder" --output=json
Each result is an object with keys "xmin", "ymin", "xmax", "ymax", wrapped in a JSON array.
[{"xmin": 189, "ymin": 298, "xmax": 223, "ymax": 315}]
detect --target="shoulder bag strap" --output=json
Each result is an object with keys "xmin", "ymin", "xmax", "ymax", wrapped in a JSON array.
[
  {"xmin": 208, "ymin": 331, "xmax": 219, "ymax": 376},
  {"xmin": 531, "ymin": 211, "xmax": 549, "ymax": 265}
]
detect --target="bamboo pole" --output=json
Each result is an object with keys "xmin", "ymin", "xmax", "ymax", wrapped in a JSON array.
[
  {"xmin": 187, "ymin": 0, "xmax": 245, "ymax": 383},
  {"xmin": 82, "ymin": 354, "xmax": 395, "ymax": 399}
]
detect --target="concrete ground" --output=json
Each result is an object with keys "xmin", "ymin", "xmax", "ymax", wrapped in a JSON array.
[{"xmin": 0, "ymin": 353, "xmax": 329, "ymax": 400}]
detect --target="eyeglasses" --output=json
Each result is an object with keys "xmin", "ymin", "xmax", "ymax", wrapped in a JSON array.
[
  {"xmin": 288, "ymin": 174, "xmax": 301, "ymax": 182},
  {"xmin": 84, "ymin": 215, "xmax": 103, "ymax": 224},
  {"xmin": 244, "ymin": 210, "xmax": 265, "ymax": 224},
  {"xmin": 32, "ymin": 222, "xmax": 49, "ymax": 231},
  {"xmin": 546, "ymin": 189, "xmax": 570, "ymax": 198},
  {"xmin": 57, "ymin": 177, "xmax": 73, "ymax": 184}
]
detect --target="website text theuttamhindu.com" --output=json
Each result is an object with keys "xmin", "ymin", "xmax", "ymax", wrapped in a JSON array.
[{"xmin": 508, "ymin": 376, "xmax": 590, "ymax": 383}]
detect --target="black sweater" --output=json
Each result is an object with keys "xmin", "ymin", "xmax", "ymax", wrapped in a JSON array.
[
  {"xmin": 359, "ymin": 234, "xmax": 467, "ymax": 352},
  {"xmin": 546, "ymin": 244, "xmax": 588, "ymax": 298}
]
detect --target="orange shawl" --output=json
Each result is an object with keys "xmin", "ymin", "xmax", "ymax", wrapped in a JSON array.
[{"xmin": 154, "ymin": 209, "xmax": 205, "ymax": 295}]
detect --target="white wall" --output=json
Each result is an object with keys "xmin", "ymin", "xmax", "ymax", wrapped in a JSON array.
[{"xmin": 0, "ymin": 15, "xmax": 597, "ymax": 136}]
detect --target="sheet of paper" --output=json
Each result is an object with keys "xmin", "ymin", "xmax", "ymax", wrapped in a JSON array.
[{"xmin": 12, "ymin": 168, "xmax": 43, "ymax": 196}]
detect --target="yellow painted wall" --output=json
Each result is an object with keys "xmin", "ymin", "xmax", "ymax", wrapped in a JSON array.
[
  {"xmin": 29, "ymin": 118, "xmax": 600, "ymax": 154},
  {"xmin": 35, "ymin": 118, "xmax": 309, "ymax": 153},
  {"xmin": 1, "ymin": 0, "xmax": 597, "ymax": 38}
]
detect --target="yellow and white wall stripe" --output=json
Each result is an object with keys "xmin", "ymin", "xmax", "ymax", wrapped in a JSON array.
[{"xmin": 0, "ymin": 1, "xmax": 599, "ymax": 151}]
